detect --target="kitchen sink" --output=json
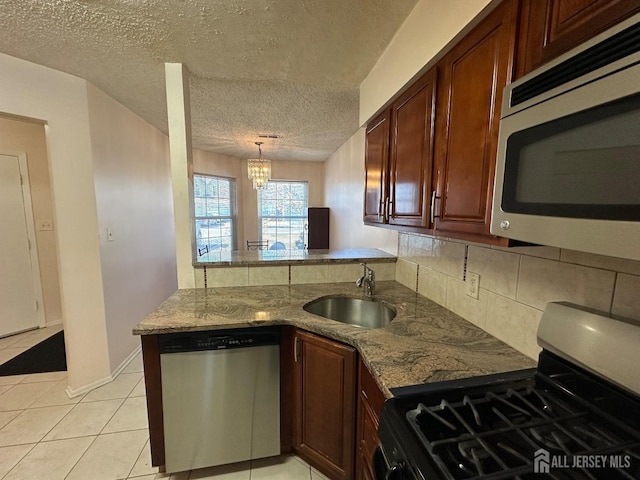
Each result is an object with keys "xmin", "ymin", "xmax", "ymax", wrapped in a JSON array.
[{"xmin": 303, "ymin": 295, "xmax": 396, "ymax": 329}]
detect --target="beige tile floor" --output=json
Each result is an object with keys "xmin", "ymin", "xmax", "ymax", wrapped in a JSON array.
[{"xmin": 0, "ymin": 326, "xmax": 328, "ymax": 480}]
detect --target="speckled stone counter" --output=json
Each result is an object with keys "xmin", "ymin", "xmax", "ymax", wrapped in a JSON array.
[
  {"xmin": 195, "ymin": 248, "xmax": 396, "ymax": 267},
  {"xmin": 134, "ymin": 281, "xmax": 536, "ymax": 396}
]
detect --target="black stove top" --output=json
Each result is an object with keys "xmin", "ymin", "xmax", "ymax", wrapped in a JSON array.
[{"xmin": 378, "ymin": 352, "xmax": 640, "ymax": 480}]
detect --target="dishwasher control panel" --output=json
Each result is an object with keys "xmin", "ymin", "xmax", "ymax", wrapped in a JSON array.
[{"xmin": 159, "ymin": 326, "xmax": 280, "ymax": 354}]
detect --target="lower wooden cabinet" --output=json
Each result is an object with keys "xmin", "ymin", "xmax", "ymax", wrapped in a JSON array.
[
  {"xmin": 292, "ymin": 329, "xmax": 358, "ymax": 480},
  {"xmin": 355, "ymin": 360, "xmax": 386, "ymax": 480}
]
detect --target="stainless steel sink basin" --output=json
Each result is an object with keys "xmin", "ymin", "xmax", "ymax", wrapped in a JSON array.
[{"xmin": 303, "ymin": 296, "xmax": 396, "ymax": 329}]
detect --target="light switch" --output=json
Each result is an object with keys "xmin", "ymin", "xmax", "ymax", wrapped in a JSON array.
[
  {"xmin": 38, "ymin": 219, "xmax": 54, "ymax": 231},
  {"xmin": 107, "ymin": 228, "xmax": 114, "ymax": 242}
]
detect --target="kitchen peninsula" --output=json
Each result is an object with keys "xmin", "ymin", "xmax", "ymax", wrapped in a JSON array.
[
  {"xmin": 134, "ymin": 279, "xmax": 535, "ymax": 479},
  {"xmin": 135, "ymin": 282, "xmax": 534, "ymax": 389}
]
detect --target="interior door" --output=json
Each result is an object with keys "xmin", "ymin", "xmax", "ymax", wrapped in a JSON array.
[{"xmin": 0, "ymin": 154, "xmax": 39, "ymax": 337}]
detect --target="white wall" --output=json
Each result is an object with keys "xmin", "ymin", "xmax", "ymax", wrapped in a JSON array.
[
  {"xmin": 359, "ymin": 0, "xmax": 493, "ymax": 124},
  {"xmin": 0, "ymin": 116, "xmax": 62, "ymax": 326},
  {"xmin": 0, "ymin": 52, "xmax": 177, "ymax": 393},
  {"xmin": 0, "ymin": 52, "xmax": 110, "ymax": 391},
  {"xmin": 324, "ymin": 128, "xmax": 398, "ymax": 254},
  {"xmin": 87, "ymin": 84, "xmax": 177, "ymax": 373}
]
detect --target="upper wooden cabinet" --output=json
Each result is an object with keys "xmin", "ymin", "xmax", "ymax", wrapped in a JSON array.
[
  {"xmin": 516, "ymin": 0, "xmax": 640, "ymax": 78},
  {"xmin": 388, "ymin": 68, "xmax": 437, "ymax": 228},
  {"xmin": 363, "ymin": 0, "xmax": 638, "ymax": 244},
  {"xmin": 363, "ymin": 2, "xmax": 517, "ymax": 243},
  {"xmin": 433, "ymin": 0, "xmax": 518, "ymax": 239},
  {"xmin": 363, "ymin": 111, "xmax": 390, "ymax": 224},
  {"xmin": 363, "ymin": 67, "xmax": 437, "ymax": 229}
]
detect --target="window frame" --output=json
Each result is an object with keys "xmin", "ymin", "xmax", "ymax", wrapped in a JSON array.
[
  {"xmin": 193, "ymin": 173, "xmax": 237, "ymax": 256},
  {"xmin": 258, "ymin": 180, "xmax": 309, "ymax": 250}
]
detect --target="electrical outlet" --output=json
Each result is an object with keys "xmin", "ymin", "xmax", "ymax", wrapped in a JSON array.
[{"xmin": 466, "ymin": 272, "xmax": 480, "ymax": 299}]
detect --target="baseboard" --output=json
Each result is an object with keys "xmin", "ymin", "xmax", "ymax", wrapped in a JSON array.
[
  {"xmin": 65, "ymin": 344, "xmax": 142, "ymax": 399},
  {"xmin": 66, "ymin": 375, "xmax": 113, "ymax": 398},
  {"xmin": 112, "ymin": 344, "xmax": 142, "ymax": 378}
]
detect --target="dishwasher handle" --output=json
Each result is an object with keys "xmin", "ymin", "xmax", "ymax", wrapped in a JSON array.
[{"xmin": 159, "ymin": 327, "xmax": 280, "ymax": 354}]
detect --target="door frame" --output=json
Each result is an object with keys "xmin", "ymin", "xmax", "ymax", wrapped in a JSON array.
[{"xmin": 2, "ymin": 151, "xmax": 46, "ymax": 330}]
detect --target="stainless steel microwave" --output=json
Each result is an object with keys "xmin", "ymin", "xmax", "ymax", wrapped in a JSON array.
[{"xmin": 491, "ymin": 13, "xmax": 640, "ymax": 261}]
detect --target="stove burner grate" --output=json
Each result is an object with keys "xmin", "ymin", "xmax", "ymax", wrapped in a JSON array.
[{"xmin": 405, "ymin": 386, "xmax": 640, "ymax": 479}]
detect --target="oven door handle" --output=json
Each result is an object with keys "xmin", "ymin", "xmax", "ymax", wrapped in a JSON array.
[{"xmin": 373, "ymin": 446, "xmax": 407, "ymax": 480}]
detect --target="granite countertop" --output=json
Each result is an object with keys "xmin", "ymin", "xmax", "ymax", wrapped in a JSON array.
[
  {"xmin": 194, "ymin": 247, "xmax": 396, "ymax": 267},
  {"xmin": 134, "ymin": 281, "xmax": 536, "ymax": 396}
]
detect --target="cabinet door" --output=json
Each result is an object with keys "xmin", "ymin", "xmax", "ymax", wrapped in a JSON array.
[
  {"xmin": 433, "ymin": 0, "xmax": 518, "ymax": 238},
  {"xmin": 355, "ymin": 361, "xmax": 386, "ymax": 480},
  {"xmin": 294, "ymin": 330, "xmax": 357, "ymax": 480},
  {"xmin": 516, "ymin": 0, "xmax": 640, "ymax": 78},
  {"xmin": 363, "ymin": 111, "xmax": 390, "ymax": 224},
  {"xmin": 388, "ymin": 68, "xmax": 437, "ymax": 228}
]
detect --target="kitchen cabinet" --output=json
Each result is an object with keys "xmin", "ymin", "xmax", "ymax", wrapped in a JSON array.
[
  {"xmin": 432, "ymin": 0, "xmax": 518, "ymax": 240},
  {"xmin": 355, "ymin": 360, "xmax": 386, "ymax": 480},
  {"xmin": 292, "ymin": 329, "xmax": 357, "ymax": 480},
  {"xmin": 363, "ymin": 111, "xmax": 390, "ymax": 224},
  {"xmin": 388, "ymin": 68, "xmax": 437, "ymax": 228},
  {"xmin": 307, "ymin": 207, "xmax": 330, "ymax": 249},
  {"xmin": 363, "ymin": 67, "xmax": 437, "ymax": 229},
  {"xmin": 515, "ymin": 0, "xmax": 640, "ymax": 79},
  {"xmin": 363, "ymin": 0, "xmax": 517, "ymax": 244}
]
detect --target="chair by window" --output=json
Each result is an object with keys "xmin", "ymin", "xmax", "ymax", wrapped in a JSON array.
[
  {"xmin": 247, "ymin": 240, "xmax": 268, "ymax": 250},
  {"xmin": 269, "ymin": 242, "xmax": 286, "ymax": 250}
]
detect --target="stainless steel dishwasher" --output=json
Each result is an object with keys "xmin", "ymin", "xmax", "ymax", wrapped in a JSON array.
[{"xmin": 159, "ymin": 327, "xmax": 281, "ymax": 473}]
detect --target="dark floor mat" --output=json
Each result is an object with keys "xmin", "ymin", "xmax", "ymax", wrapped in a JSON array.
[{"xmin": 0, "ymin": 331, "xmax": 66, "ymax": 376}]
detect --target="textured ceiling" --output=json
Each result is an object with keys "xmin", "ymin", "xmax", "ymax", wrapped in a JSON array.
[{"xmin": 0, "ymin": 0, "xmax": 419, "ymax": 161}]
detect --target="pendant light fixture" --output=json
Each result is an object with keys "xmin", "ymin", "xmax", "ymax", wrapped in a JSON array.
[{"xmin": 247, "ymin": 141, "xmax": 271, "ymax": 190}]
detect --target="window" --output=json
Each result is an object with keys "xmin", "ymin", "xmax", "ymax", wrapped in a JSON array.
[
  {"xmin": 194, "ymin": 174, "xmax": 236, "ymax": 254},
  {"xmin": 258, "ymin": 181, "xmax": 308, "ymax": 250}
]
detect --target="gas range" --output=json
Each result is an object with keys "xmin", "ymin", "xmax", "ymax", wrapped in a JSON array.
[{"xmin": 375, "ymin": 303, "xmax": 640, "ymax": 479}]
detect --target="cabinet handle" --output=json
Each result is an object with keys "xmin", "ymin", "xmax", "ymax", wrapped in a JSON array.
[
  {"xmin": 294, "ymin": 336, "xmax": 299, "ymax": 363},
  {"xmin": 430, "ymin": 191, "xmax": 440, "ymax": 225}
]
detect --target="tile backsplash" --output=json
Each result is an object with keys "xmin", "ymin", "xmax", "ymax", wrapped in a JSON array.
[{"xmin": 396, "ymin": 232, "xmax": 640, "ymax": 360}]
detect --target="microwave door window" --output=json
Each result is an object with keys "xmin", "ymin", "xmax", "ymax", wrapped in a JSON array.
[{"xmin": 503, "ymin": 93, "xmax": 640, "ymax": 221}]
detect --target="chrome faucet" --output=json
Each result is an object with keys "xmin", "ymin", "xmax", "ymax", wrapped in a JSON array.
[{"xmin": 356, "ymin": 263, "xmax": 375, "ymax": 297}]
